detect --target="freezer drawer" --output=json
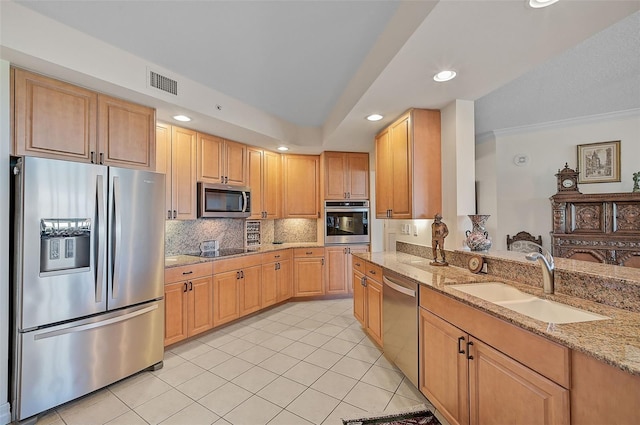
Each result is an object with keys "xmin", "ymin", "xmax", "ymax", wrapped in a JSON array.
[{"xmin": 13, "ymin": 300, "xmax": 164, "ymax": 421}]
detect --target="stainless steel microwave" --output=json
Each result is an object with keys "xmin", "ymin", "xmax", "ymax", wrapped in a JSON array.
[{"xmin": 197, "ymin": 183, "xmax": 251, "ymax": 218}]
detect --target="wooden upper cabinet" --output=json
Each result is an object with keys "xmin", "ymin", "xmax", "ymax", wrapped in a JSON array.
[
  {"xmin": 157, "ymin": 123, "xmax": 197, "ymax": 220},
  {"xmin": 375, "ymin": 108, "xmax": 441, "ymax": 219},
  {"xmin": 283, "ymin": 154, "xmax": 320, "ymax": 218},
  {"xmin": 322, "ymin": 151, "xmax": 369, "ymax": 200},
  {"xmin": 97, "ymin": 94, "xmax": 155, "ymax": 170},
  {"xmin": 13, "ymin": 68, "xmax": 156, "ymax": 170},
  {"xmin": 13, "ymin": 67, "xmax": 97, "ymax": 162},
  {"xmin": 197, "ymin": 133, "xmax": 247, "ymax": 186},
  {"xmin": 248, "ymin": 148, "xmax": 281, "ymax": 219}
]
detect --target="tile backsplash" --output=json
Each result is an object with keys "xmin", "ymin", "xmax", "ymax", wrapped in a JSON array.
[{"xmin": 165, "ymin": 218, "xmax": 317, "ymax": 255}]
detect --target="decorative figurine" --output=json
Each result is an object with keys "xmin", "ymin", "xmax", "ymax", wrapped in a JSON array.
[
  {"xmin": 633, "ymin": 172, "xmax": 640, "ymax": 193},
  {"xmin": 430, "ymin": 213, "xmax": 449, "ymax": 266}
]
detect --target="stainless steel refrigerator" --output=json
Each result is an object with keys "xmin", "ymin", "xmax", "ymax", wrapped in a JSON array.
[{"xmin": 10, "ymin": 156, "xmax": 165, "ymax": 421}]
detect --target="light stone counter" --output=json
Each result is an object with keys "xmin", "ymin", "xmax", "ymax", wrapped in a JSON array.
[
  {"xmin": 355, "ymin": 251, "xmax": 640, "ymax": 376},
  {"xmin": 165, "ymin": 242, "xmax": 324, "ymax": 268}
]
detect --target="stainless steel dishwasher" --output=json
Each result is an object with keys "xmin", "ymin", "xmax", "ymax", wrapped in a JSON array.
[{"xmin": 382, "ymin": 271, "xmax": 418, "ymax": 387}]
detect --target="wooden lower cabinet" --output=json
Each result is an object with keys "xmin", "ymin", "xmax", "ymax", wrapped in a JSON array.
[
  {"xmin": 239, "ymin": 265, "xmax": 262, "ymax": 316},
  {"xmin": 419, "ymin": 305, "xmax": 569, "ymax": 425},
  {"xmin": 352, "ymin": 269, "xmax": 366, "ymax": 326},
  {"xmin": 263, "ymin": 258, "xmax": 292, "ymax": 307},
  {"xmin": 325, "ymin": 245, "xmax": 369, "ymax": 295},
  {"xmin": 351, "ymin": 259, "xmax": 383, "ymax": 347},
  {"xmin": 213, "ymin": 270, "xmax": 241, "ymax": 327},
  {"xmin": 164, "ymin": 263, "xmax": 213, "ymax": 346},
  {"xmin": 293, "ymin": 248, "xmax": 325, "ymax": 297}
]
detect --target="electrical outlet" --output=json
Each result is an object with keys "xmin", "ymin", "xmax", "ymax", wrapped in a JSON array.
[{"xmin": 413, "ymin": 225, "xmax": 418, "ymax": 236}]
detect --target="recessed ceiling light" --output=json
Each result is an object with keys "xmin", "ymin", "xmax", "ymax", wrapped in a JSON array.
[
  {"xmin": 433, "ymin": 70, "xmax": 457, "ymax": 82},
  {"xmin": 173, "ymin": 115, "xmax": 191, "ymax": 122},
  {"xmin": 277, "ymin": 146, "xmax": 289, "ymax": 151},
  {"xmin": 528, "ymin": 0, "xmax": 559, "ymax": 8},
  {"xmin": 366, "ymin": 114, "xmax": 383, "ymax": 121}
]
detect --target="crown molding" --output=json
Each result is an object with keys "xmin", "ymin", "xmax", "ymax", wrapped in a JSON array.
[{"xmin": 475, "ymin": 108, "xmax": 640, "ymax": 144}]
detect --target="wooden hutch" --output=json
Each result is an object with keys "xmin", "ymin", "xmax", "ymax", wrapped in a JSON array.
[{"xmin": 550, "ymin": 192, "xmax": 640, "ymax": 268}]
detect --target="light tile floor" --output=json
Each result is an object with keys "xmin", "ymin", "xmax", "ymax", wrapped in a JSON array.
[{"xmin": 37, "ymin": 299, "xmax": 450, "ymax": 425}]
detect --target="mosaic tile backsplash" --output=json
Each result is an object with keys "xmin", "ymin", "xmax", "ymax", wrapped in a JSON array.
[{"xmin": 165, "ymin": 218, "xmax": 317, "ymax": 255}]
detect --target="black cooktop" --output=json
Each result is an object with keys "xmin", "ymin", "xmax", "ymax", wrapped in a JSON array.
[{"xmin": 188, "ymin": 248, "xmax": 257, "ymax": 258}]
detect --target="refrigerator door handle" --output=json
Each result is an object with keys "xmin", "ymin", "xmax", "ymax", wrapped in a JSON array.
[
  {"xmin": 34, "ymin": 304, "xmax": 159, "ymax": 340},
  {"xmin": 111, "ymin": 176, "xmax": 122, "ymax": 300},
  {"xmin": 95, "ymin": 174, "xmax": 106, "ymax": 303}
]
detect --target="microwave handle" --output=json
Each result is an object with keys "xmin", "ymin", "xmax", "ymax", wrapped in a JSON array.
[{"xmin": 242, "ymin": 191, "xmax": 248, "ymax": 213}]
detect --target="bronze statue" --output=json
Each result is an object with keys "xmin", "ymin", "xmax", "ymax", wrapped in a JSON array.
[
  {"xmin": 633, "ymin": 171, "xmax": 640, "ymax": 193},
  {"xmin": 430, "ymin": 213, "xmax": 449, "ymax": 266}
]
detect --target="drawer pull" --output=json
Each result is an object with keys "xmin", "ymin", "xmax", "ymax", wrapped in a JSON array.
[
  {"xmin": 355, "ymin": 262, "xmax": 361, "ymax": 267},
  {"xmin": 306, "ymin": 251, "xmax": 313, "ymax": 255},
  {"xmin": 369, "ymin": 270, "xmax": 376, "ymax": 275},
  {"xmin": 182, "ymin": 271, "xmax": 193, "ymax": 275}
]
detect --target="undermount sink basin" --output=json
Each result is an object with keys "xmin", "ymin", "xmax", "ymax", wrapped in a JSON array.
[
  {"xmin": 449, "ymin": 282, "xmax": 536, "ymax": 302},
  {"xmin": 449, "ymin": 282, "xmax": 609, "ymax": 324}
]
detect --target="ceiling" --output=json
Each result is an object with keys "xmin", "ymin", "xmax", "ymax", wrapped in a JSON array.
[{"xmin": 4, "ymin": 0, "xmax": 640, "ymax": 153}]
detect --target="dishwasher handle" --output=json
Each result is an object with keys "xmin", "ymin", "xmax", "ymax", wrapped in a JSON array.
[{"xmin": 383, "ymin": 276, "xmax": 416, "ymax": 298}]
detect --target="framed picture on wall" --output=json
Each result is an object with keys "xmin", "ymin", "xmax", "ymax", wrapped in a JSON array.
[{"xmin": 577, "ymin": 140, "xmax": 621, "ymax": 183}]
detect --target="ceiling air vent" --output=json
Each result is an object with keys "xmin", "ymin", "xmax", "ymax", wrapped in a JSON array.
[{"xmin": 149, "ymin": 70, "xmax": 178, "ymax": 96}]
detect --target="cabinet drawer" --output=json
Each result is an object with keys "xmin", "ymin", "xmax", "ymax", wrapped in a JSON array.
[
  {"xmin": 294, "ymin": 247, "xmax": 324, "ymax": 258},
  {"xmin": 420, "ymin": 288, "xmax": 570, "ymax": 388},
  {"xmin": 365, "ymin": 263, "xmax": 382, "ymax": 281},
  {"xmin": 165, "ymin": 262, "xmax": 212, "ymax": 284},
  {"xmin": 262, "ymin": 249, "xmax": 292, "ymax": 263},
  {"xmin": 352, "ymin": 257, "xmax": 366, "ymax": 274},
  {"xmin": 214, "ymin": 254, "xmax": 262, "ymax": 274}
]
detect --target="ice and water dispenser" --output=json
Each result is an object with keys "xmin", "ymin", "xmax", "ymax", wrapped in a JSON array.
[{"xmin": 40, "ymin": 218, "xmax": 91, "ymax": 273}]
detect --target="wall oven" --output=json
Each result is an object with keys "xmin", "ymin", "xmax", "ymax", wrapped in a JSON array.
[
  {"xmin": 324, "ymin": 200, "xmax": 370, "ymax": 244},
  {"xmin": 197, "ymin": 183, "xmax": 251, "ymax": 218}
]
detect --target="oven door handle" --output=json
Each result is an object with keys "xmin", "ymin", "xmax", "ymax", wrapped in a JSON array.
[
  {"xmin": 325, "ymin": 208, "xmax": 369, "ymax": 213},
  {"xmin": 383, "ymin": 276, "xmax": 416, "ymax": 298}
]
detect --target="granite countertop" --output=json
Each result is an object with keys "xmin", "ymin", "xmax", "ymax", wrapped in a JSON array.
[
  {"xmin": 354, "ymin": 251, "xmax": 640, "ymax": 376},
  {"xmin": 165, "ymin": 242, "xmax": 324, "ymax": 268}
]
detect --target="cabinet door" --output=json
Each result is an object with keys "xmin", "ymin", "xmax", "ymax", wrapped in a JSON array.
[
  {"xmin": 213, "ymin": 270, "xmax": 240, "ymax": 327},
  {"xmin": 347, "ymin": 246, "xmax": 369, "ymax": 294},
  {"xmin": 197, "ymin": 132, "xmax": 224, "ymax": 183},
  {"xmin": 325, "ymin": 247, "xmax": 348, "ymax": 295},
  {"xmin": 262, "ymin": 262, "xmax": 278, "ymax": 308},
  {"xmin": 365, "ymin": 278, "xmax": 383, "ymax": 346},
  {"xmin": 389, "ymin": 114, "xmax": 411, "ymax": 218},
  {"xmin": 97, "ymin": 94, "xmax": 155, "ymax": 170},
  {"xmin": 283, "ymin": 155, "xmax": 320, "ymax": 218},
  {"xmin": 419, "ymin": 308, "xmax": 469, "ymax": 425},
  {"xmin": 324, "ymin": 152, "xmax": 347, "ymax": 200},
  {"xmin": 468, "ymin": 337, "xmax": 569, "ymax": 425},
  {"xmin": 156, "ymin": 123, "xmax": 173, "ymax": 218},
  {"xmin": 347, "ymin": 153, "xmax": 369, "ymax": 199},
  {"xmin": 276, "ymin": 259, "xmax": 293, "ymax": 302},
  {"xmin": 293, "ymin": 257, "xmax": 324, "ymax": 296},
  {"xmin": 14, "ymin": 68, "xmax": 97, "ymax": 162},
  {"xmin": 352, "ymin": 270, "xmax": 366, "ymax": 327},
  {"xmin": 247, "ymin": 148, "xmax": 264, "ymax": 219},
  {"xmin": 172, "ymin": 126, "xmax": 198, "ymax": 220},
  {"xmin": 224, "ymin": 140, "xmax": 247, "ymax": 186},
  {"xmin": 164, "ymin": 281, "xmax": 188, "ymax": 346},
  {"xmin": 239, "ymin": 265, "xmax": 262, "ymax": 316},
  {"xmin": 263, "ymin": 150, "xmax": 282, "ymax": 219},
  {"xmin": 375, "ymin": 129, "xmax": 392, "ymax": 218},
  {"xmin": 188, "ymin": 275, "xmax": 214, "ymax": 337}
]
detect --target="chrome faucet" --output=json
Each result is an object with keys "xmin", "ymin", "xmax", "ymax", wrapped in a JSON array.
[{"xmin": 525, "ymin": 245, "xmax": 555, "ymax": 294}]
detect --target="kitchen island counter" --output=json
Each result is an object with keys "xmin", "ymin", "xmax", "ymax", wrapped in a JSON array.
[{"xmin": 354, "ymin": 251, "xmax": 640, "ymax": 376}]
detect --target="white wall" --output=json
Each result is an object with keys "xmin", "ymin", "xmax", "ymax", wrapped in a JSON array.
[
  {"xmin": 1, "ymin": 60, "xmax": 12, "ymax": 424},
  {"xmin": 476, "ymin": 110, "xmax": 640, "ymax": 251}
]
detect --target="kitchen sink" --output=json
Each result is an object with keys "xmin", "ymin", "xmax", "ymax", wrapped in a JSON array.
[
  {"xmin": 449, "ymin": 282, "xmax": 536, "ymax": 302},
  {"xmin": 449, "ymin": 282, "xmax": 609, "ymax": 324}
]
